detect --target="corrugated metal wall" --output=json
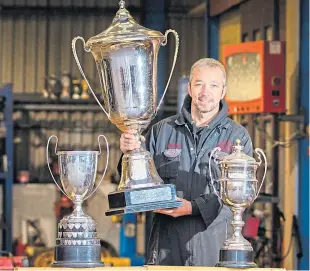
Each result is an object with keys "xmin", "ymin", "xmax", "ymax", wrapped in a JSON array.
[
  {"xmin": 0, "ymin": 0, "xmax": 204, "ymax": 95},
  {"xmin": 167, "ymin": 14, "xmax": 205, "ymax": 99},
  {"xmin": 0, "ymin": 0, "xmax": 140, "ymax": 93},
  {"xmin": 0, "ymin": 0, "xmax": 206, "ymax": 181}
]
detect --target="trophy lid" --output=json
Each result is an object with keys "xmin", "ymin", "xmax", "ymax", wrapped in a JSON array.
[
  {"xmin": 85, "ymin": 0, "xmax": 165, "ymax": 48},
  {"xmin": 220, "ymin": 139, "xmax": 257, "ymax": 165}
]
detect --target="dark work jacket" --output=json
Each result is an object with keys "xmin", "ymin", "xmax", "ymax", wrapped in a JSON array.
[{"xmin": 119, "ymin": 95, "xmax": 253, "ymax": 266}]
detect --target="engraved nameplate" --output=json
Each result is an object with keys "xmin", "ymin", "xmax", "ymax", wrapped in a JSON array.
[{"xmin": 130, "ymin": 187, "xmax": 172, "ymax": 205}]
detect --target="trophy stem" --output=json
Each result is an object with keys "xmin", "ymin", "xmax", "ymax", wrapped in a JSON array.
[
  {"xmin": 216, "ymin": 206, "xmax": 256, "ymax": 268},
  {"xmin": 72, "ymin": 196, "xmax": 84, "ymax": 217},
  {"xmin": 231, "ymin": 207, "xmax": 245, "ymax": 240}
]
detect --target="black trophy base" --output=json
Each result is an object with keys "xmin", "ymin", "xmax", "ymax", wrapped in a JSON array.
[
  {"xmin": 52, "ymin": 245, "xmax": 104, "ymax": 268},
  {"xmin": 216, "ymin": 249, "xmax": 256, "ymax": 268},
  {"xmin": 106, "ymin": 184, "xmax": 182, "ymax": 216}
]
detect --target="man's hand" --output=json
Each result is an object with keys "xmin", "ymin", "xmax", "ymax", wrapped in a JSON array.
[
  {"xmin": 153, "ymin": 198, "xmax": 192, "ymax": 218},
  {"xmin": 120, "ymin": 129, "xmax": 145, "ymax": 153}
]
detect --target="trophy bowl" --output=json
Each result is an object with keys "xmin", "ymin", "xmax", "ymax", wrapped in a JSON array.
[
  {"xmin": 46, "ymin": 135, "xmax": 109, "ymax": 268},
  {"xmin": 209, "ymin": 139, "xmax": 267, "ymax": 268},
  {"xmin": 72, "ymin": 0, "xmax": 182, "ymax": 215}
]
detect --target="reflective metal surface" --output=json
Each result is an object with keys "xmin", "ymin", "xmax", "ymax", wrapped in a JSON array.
[
  {"xmin": 94, "ymin": 39, "xmax": 160, "ymax": 132},
  {"xmin": 46, "ymin": 135, "xmax": 109, "ymax": 267},
  {"xmin": 58, "ymin": 150, "xmax": 98, "ymax": 202},
  {"xmin": 118, "ymin": 149, "xmax": 163, "ymax": 190},
  {"xmin": 209, "ymin": 139, "xmax": 267, "ymax": 253},
  {"xmin": 72, "ymin": 0, "xmax": 179, "ymax": 191},
  {"xmin": 72, "ymin": 0, "xmax": 179, "ymax": 133}
]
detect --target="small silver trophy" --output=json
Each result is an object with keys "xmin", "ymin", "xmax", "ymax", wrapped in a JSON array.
[
  {"xmin": 46, "ymin": 135, "xmax": 109, "ymax": 268},
  {"xmin": 72, "ymin": 0, "xmax": 181, "ymax": 215},
  {"xmin": 60, "ymin": 72, "xmax": 71, "ymax": 100},
  {"xmin": 209, "ymin": 139, "xmax": 267, "ymax": 268}
]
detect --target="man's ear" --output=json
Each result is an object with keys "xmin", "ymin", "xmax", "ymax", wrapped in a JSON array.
[
  {"xmin": 187, "ymin": 83, "xmax": 192, "ymax": 97},
  {"xmin": 221, "ymin": 86, "xmax": 227, "ymax": 99}
]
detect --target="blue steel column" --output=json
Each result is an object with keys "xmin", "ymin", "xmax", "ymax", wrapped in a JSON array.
[
  {"xmin": 119, "ymin": 213, "xmax": 144, "ymax": 266},
  {"xmin": 205, "ymin": 0, "xmax": 219, "ymax": 59},
  {"xmin": 298, "ymin": 0, "xmax": 309, "ymax": 269},
  {"xmin": 144, "ymin": 0, "xmax": 167, "ymax": 107},
  {"xmin": 1, "ymin": 84, "xmax": 13, "ymax": 252}
]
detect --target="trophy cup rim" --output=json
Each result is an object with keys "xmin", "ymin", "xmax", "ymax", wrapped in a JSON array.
[{"xmin": 57, "ymin": 150, "xmax": 99, "ymax": 155}]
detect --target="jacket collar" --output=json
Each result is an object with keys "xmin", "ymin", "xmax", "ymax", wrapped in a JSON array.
[{"xmin": 175, "ymin": 94, "xmax": 230, "ymax": 129}]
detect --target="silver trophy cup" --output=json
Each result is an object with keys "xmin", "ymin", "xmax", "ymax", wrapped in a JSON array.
[
  {"xmin": 209, "ymin": 139, "xmax": 267, "ymax": 268},
  {"xmin": 72, "ymin": 0, "xmax": 181, "ymax": 215},
  {"xmin": 46, "ymin": 135, "xmax": 109, "ymax": 267}
]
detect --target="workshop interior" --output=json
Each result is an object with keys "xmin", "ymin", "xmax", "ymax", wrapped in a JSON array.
[{"xmin": 0, "ymin": 0, "xmax": 308, "ymax": 270}]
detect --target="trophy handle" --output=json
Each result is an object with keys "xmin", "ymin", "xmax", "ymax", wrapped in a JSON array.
[
  {"xmin": 208, "ymin": 147, "xmax": 221, "ymax": 199},
  {"xmin": 254, "ymin": 148, "xmax": 267, "ymax": 199},
  {"xmin": 46, "ymin": 135, "xmax": 70, "ymax": 198},
  {"xmin": 72, "ymin": 36, "xmax": 110, "ymax": 119},
  {"xmin": 156, "ymin": 29, "xmax": 180, "ymax": 113},
  {"xmin": 84, "ymin": 134, "xmax": 110, "ymax": 201}
]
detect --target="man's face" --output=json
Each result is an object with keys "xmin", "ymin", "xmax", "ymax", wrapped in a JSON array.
[{"xmin": 188, "ymin": 66, "xmax": 226, "ymax": 113}]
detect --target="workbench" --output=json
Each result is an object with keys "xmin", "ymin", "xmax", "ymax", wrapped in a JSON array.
[{"xmin": 16, "ymin": 266, "xmax": 286, "ymax": 271}]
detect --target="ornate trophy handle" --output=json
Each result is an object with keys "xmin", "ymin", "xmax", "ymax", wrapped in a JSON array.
[
  {"xmin": 156, "ymin": 29, "xmax": 180, "ymax": 113},
  {"xmin": 72, "ymin": 36, "xmax": 110, "ymax": 119},
  {"xmin": 208, "ymin": 147, "xmax": 222, "ymax": 199},
  {"xmin": 84, "ymin": 135, "xmax": 110, "ymax": 200},
  {"xmin": 254, "ymin": 148, "xmax": 267, "ymax": 199},
  {"xmin": 46, "ymin": 135, "xmax": 70, "ymax": 198}
]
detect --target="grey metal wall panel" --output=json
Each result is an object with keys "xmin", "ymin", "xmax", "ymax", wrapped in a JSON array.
[
  {"xmin": 0, "ymin": 15, "xmax": 2, "ymax": 84},
  {"xmin": 26, "ymin": 0, "xmax": 38, "ymax": 6},
  {"xmin": 25, "ymin": 15, "xmax": 37, "ymax": 92},
  {"xmin": 1, "ymin": 0, "xmax": 141, "ymax": 7},
  {"xmin": 60, "ymin": 16, "xmax": 73, "ymax": 75},
  {"xmin": 47, "ymin": 17, "xmax": 61, "ymax": 78},
  {"xmin": 167, "ymin": 15, "xmax": 205, "ymax": 99},
  {"xmin": 0, "ymin": 0, "xmax": 141, "ymax": 92},
  {"xmin": 13, "ymin": 15, "xmax": 26, "ymax": 92},
  {"xmin": 71, "ymin": 14, "xmax": 85, "ymax": 79},
  {"xmin": 1, "ymin": 16, "xmax": 14, "ymax": 85},
  {"xmin": 1, "ymin": 1, "xmax": 205, "ymax": 180},
  {"xmin": 82, "ymin": 15, "xmax": 96, "ymax": 89},
  {"xmin": 36, "ymin": 14, "xmax": 47, "ymax": 93}
]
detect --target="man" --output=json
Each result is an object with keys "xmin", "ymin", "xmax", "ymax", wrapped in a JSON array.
[{"xmin": 119, "ymin": 58, "xmax": 253, "ymax": 266}]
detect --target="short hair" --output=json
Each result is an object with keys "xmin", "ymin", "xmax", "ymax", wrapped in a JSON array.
[{"xmin": 189, "ymin": 58, "xmax": 226, "ymax": 87}]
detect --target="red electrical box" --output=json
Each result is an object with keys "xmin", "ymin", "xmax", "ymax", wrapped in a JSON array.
[{"xmin": 222, "ymin": 41, "xmax": 286, "ymax": 115}]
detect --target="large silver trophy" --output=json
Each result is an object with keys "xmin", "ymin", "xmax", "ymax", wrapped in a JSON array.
[
  {"xmin": 72, "ymin": 0, "xmax": 181, "ymax": 215},
  {"xmin": 209, "ymin": 139, "xmax": 267, "ymax": 268},
  {"xmin": 47, "ymin": 135, "xmax": 109, "ymax": 267}
]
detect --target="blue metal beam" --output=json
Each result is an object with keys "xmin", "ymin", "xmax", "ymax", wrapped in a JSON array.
[
  {"xmin": 119, "ymin": 214, "xmax": 145, "ymax": 266},
  {"xmin": 0, "ymin": 84, "xmax": 13, "ymax": 253},
  {"xmin": 205, "ymin": 0, "xmax": 219, "ymax": 59},
  {"xmin": 298, "ymin": 0, "xmax": 309, "ymax": 269},
  {"xmin": 144, "ymin": 0, "xmax": 167, "ymax": 105}
]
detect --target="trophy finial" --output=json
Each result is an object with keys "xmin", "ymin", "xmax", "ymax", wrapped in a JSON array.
[
  {"xmin": 233, "ymin": 139, "xmax": 243, "ymax": 153},
  {"xmin": 119, "ymin": 0, "xmax": 125, "ymax": 9}
]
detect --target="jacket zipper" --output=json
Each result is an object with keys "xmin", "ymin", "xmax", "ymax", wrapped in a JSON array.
[
  {"xmin": 185, "ymin": 123, "xmax": 197, "ymax": 158},
  {"xmin": 185, "ymin": 123, "xmax": 196, "ymax": 264}
]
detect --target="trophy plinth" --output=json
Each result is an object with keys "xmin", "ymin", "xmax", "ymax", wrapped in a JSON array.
[
  {"xmin": 209, "ymin": 139, "xmax": 267, "ymax": 268},
  {"xmin": 53, "ymin": 217, "xmax": 103, "ymax": 268},
  {"xmin": 47, "ymin": 135, "xmax": 109, "ymax": 268},
  {"xmin": 106, "ymin": 148, "xmax": 181, "ymax": 216},
  {"xmin": 106, "ymin": 184, "xmax": 181, "ymax": 215},
  {"xmin": 217, "ymin": 250, "xmax": 256, "ymax": 268},
  {"xmin": 72, "ymin": 0, "xmax": 180, "ymax": 215}
]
